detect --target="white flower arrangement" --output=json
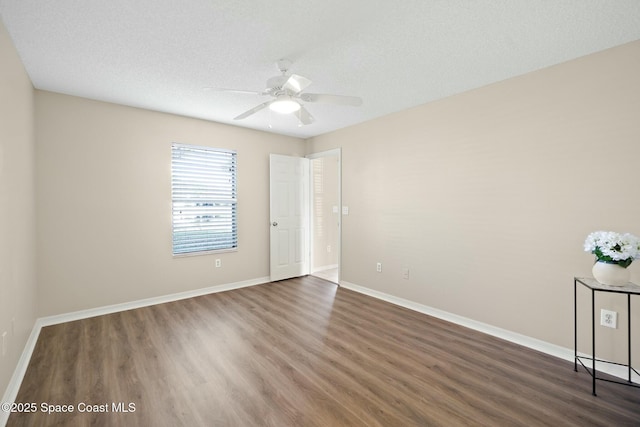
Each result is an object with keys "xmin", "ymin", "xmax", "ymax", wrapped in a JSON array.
[{"xmin": 584, "ymin": 231, "xmax": 640, "ymax": 268}]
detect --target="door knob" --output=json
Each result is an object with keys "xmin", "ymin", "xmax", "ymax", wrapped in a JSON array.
[{"xmin": 272, "ymin": 221, "xmax": 278, "ymax": 227}]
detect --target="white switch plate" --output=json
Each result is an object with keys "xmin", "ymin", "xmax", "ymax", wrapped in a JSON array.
[
  {"xmin": 215, "ymin": 259, "xmax": 221, "ymax": 268},
  {"xmin": 601, "ymin": 309, "xmax": 617, "ymax": 328},
  {"xmin": 342, "ymin": 206, "xmax": 349, "ymax": 215}
]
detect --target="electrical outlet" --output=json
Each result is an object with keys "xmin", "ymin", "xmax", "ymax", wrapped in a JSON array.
[
  {"xmin": 376, "ymin": 262, "xmax": 382, "ymax": 273},
  {"xmin": 601, "ymin": 309, "xmax": 617, "ymax": 329},
  {"xmin": 215, "ymin": 259, "xmax": 221, "ymax": 268},
  {"xmin": 2, "ymin": 332, "xmax": 7, "ymax": 356},
  {"xmin": 402, "ymin": 267, "xmax": 410, "ymax": 279}
]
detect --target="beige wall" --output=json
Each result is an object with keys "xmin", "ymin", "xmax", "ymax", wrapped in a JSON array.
[
  {"xmin": 307, "ymin": 41, "xmax": 640, "ymax": 363},
  {"xmin": 36, "ymin": 91, "xmax": 305, "ymax": 316},
  {"xmin": 0, "ymin": 21, "xmax": 37, "ymax": 398}
]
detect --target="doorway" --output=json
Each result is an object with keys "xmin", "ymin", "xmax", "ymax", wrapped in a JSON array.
[{"xmin": 308, "ymin": 149, "xmax": 341, "ymax": 284}]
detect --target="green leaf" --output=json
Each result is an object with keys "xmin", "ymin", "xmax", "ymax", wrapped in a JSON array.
[{"xmin": 619, "ymin": 258, "xmax": 633, "ymax": 268}]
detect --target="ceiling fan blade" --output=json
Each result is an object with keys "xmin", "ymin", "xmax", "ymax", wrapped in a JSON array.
[
  {"xmin": 283, "ymin": 74, "xmax": 312, "ymax": 94},
  {"xmin": 299, "ymin": 93, "xmax": 362, "ymax": 106},
  {"xmin": 234, "ymin": 101, "xmax": 272, "ymax": 120},
  {"xmin": 297, "ymin": 106, "xmax": 315, "ymax": 125},
  {"xmin": 204, "ymin": 87, "xmax": 265, "ymax": 96}
]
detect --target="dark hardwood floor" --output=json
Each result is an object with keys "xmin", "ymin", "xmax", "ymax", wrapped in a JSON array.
[{"xmin": 7, "ymin": 276, "xmax": 640, "ymax": 426}]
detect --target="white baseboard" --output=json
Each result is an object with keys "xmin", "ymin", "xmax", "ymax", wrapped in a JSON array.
[
  {"xmin": 38, "ymin": 276, "xmax": 270, "ymax": 327},
  {"xmin": 1, "ymin": 323, "xmax": 42, "ymax": 427},
  {"xmin": 339, "ymin": 280, "xmax": 638, "ymax": 383},
  {"xmin": 0, "ymin": 276, "xmax": 269, "ymax": 427}
]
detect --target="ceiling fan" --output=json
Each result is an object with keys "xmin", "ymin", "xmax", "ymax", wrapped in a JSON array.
[{"xmin": 209, "ymin": 59, "xmax": 363, "ymax": 126}]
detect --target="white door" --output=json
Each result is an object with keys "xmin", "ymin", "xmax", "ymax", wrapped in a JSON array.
[{"xmin": 270, "ymin": 154, "xmax": 310, "ymax": 281}]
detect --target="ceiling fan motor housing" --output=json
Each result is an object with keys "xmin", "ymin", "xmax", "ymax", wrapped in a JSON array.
[{"xmin": 266, "ymin": 75, "xmax": 288, "ymax": 95}]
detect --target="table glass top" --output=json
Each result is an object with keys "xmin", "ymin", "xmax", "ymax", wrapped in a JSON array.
[{"xmin": 575, "ymin": 277, "xmax": 640, "ymax": 294}]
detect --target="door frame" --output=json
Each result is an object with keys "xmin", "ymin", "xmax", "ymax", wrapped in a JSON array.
[{"xmin": 307, "ymin": 148, "xmax": 342, "ymax": 285}]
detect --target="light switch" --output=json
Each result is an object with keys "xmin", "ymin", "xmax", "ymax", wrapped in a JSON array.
[
  {"xmin": 332, "ymin": 205, "xmax": 338, "ymax": 213},
  {"xmin": 342, "ymin": 206, "xmax": 349, "ymax": 215}
]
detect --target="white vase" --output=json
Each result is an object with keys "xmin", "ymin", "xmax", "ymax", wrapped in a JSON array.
[{"xmin": 592, "ymin": 261, "xmax": 630, "ymax": 286}]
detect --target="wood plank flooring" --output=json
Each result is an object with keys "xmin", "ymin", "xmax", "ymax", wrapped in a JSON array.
[{"xmin": 7, "ymin": 276, "xmax": 640, "ymax": 426}]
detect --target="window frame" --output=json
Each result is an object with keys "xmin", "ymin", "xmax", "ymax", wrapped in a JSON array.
[{"xmin": 171, "ymin": 142, "xmax": 238, "ymax": 257}]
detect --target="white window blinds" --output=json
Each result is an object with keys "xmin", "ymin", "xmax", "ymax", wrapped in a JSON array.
[{"xmin": 171, "ymin": 143, "xmax": 237, "ymax": 255}]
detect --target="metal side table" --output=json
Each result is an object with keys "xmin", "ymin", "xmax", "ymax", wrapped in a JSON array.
[{"xmin": 574, "ymin": 277, "xmax": 640, "ymax": 396}]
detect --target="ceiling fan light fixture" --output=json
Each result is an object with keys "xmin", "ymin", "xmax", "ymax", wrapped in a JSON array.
[{"xmin": 269, "ymin": 95, "xmax": 300, "ymax": 114}]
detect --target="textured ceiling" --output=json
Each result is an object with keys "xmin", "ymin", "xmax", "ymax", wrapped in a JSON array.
[{"xmin": 1, "ymin": 0, "xmax": 640, "ymax": 139}]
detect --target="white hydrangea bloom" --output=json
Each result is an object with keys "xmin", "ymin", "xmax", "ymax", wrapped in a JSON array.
[{"xmin": 584, "ymin": 231, "xmax": 640, "ymax": 263}]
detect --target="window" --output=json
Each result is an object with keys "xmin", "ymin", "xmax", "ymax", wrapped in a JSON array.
[{"xmin": 171, "ymin": 143, "xmax": 237, "ymax": 255}]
